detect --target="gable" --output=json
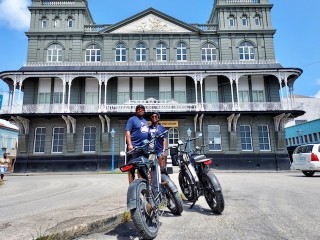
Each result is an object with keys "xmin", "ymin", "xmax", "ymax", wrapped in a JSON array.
[{"xmin": 109, "ymin": 13, "xmax": 193, "ymax": 34}]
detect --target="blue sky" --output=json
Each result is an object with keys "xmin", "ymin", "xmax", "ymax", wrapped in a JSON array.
[{"xmin": 0, "ymin": 0, "xmax": 319, "ymax": 99}]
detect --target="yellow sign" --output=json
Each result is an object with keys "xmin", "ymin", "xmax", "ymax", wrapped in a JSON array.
[{"xmin": 147, "ymin": 120, "xmax": 179, "ymax": 128}]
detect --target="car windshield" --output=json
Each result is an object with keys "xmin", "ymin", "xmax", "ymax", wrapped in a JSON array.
[{"xmin": 294, "ymin": 145, "xmax": 313, "ymax": 154}]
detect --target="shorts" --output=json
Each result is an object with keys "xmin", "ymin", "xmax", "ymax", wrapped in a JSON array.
[{"xmin": 0, "ymin": 167, "xmax": 8, "ymax": 173}]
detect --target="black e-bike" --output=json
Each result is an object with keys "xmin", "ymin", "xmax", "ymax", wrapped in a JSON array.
[
  {"xmin": 173, "ymin": 133, "xmax": 225, "ymax": 214},
  {"xmin": 120, "ymin": 132, "xmax": 183, "ymax": 239}
]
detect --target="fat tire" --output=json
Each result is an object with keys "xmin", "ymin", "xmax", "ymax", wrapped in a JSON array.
[
  {"xmin": 164, "ymin": 184, "xmax": 184, "ymax": 215},
  {"xmin": 302, "ymin": 171, "xmax": 315, "ymax": 177},
  {"xmin": 130, "ymin": 180, "xmax": 159, "ymax": 239},
  {"xmin": 178, "ymin": 170, "xmax": 197, "ymax": 202},
  {"xmin": 201, "ymin": 172, "xmax": 225, "ymax": 214}
]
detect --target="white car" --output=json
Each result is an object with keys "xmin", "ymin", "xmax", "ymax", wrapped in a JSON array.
[{"xmin": 291, "ymin": 144, "xmax": 320, "ymax": 177}]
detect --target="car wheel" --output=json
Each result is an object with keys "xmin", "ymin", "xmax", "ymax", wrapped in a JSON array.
[{"xmin": 302, "ymin": 171, "xmax": 315, "ymax": 177}]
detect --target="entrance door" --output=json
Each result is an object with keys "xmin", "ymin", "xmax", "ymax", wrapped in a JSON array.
[{"xmin": 168, "ymin": 128, "xmax": 179, "ymax": 165}]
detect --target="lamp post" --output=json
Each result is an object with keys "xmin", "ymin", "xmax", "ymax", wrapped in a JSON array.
[
  {"xmin": 110, "ymin": 129, "xmax": 116, "ymax": 173},
  {"xmin": 187, "ymin": 128, "xmax": 192, "ymax": 152}
]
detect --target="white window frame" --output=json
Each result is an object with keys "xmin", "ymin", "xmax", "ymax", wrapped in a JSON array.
[
  {"xmin": 34, "ymin": 127, "xmax": 46, "ymax": 153},
  {"xmin": 242, "ymin": 16, "xmax": 248, "ymax": 26},
  {"xmin": 254, "ymin": 16, "xmax": 261, "ymax": 26},
  {"xmin": 51, "ymin": 127, "xmax": 64, "ymax": 153},
  {"xmin": 156, "ymin": 43, "xmax": 167, "ymax": 61},
  {"xmin": 239, "ymin": 41, "xmax": 255, "ymax": 61},
  {"xmin": 208, "ymin": 125, "xmax": 222, "ymax": 151},
  {"xmin": 201, "ymin": 43, "xmax": 217, "ymax": 62},
  {"xmin": 115, "ymin": 43, "xmax": 126, "ymax": 62},
  {"xmin": 67, "ymin": 17, "xmax": 74, "ymax": 28},
  {"xmin": 42, "ymin": 18, "xmax": 48, "ymax": 28},
  {"xmin": 136, "ymin": 43, "xmax": 146, "ymax": 62},
  {"xmin": 85, "ymin": 45, "xmax": 101, "ymax": 62},
  {"xmin": 229, "ymin": 17, "xmax": 235, "ymax": 27},
  {"xmin": 54, "ymin": 17, "xmax": 61, "ymax": 28},
  {"xmin": 258, "ymin": 125, "xmax": 271, "ymax": 151},
  {"xmin": 240, "ymin": 125, "xmax": 253, "ymax": 151},
  {"xmin": 177, "ymin": 42, "xmax": 187, "ymax": 61},
  {"xmin": 83, "ymin": 126, "xmax": 96, "ymax": 153},
  {"xmin": 47, "ymin": 44, "xmax": 62, "ymax": 62}
]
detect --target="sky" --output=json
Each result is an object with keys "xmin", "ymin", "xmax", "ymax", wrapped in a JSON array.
[{"xmin": 0, "ymin": 0, "xmax": 320, "ymax": 99}]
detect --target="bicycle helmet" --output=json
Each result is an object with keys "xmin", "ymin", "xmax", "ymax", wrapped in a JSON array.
[
  {"xmin": 135, "ymin": 104, "xmax": 145, "ymax": 111},
  {"xmin": 150, "ymin": 112, "xmax": 160, "ymax": 119}
]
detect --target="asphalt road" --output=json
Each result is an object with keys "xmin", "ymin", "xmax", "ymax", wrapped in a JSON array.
[{"xmin": 76, "ymin": 171, "xmax": 320, "ymax": 240}]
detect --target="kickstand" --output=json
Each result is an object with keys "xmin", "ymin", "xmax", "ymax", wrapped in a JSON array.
[{"xmin": 189, "ymin": 201, "xmax": 196, "ymax": 209}]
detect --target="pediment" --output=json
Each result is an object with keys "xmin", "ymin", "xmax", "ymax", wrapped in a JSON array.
[
  {"xmin": 103, "ymin": 9, "xmax": 199, "ymax": 34},
  {"xmin": 110, "ymin": 14, "xmax": 192, "ymax": 33}
]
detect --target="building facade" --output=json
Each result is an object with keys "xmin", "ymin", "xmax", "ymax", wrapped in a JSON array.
[{"xmin": 0, "ymin": 0, "xmax": 303, "ymax": 172}]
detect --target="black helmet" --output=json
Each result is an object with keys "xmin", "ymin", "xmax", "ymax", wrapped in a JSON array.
[
  {"xmin": 135, "ymin": 104, "xmax": 145, "ymax": 111},
  {"xmin": 150, "ymin": 112, "xmax": 160, "ymax": 119}
]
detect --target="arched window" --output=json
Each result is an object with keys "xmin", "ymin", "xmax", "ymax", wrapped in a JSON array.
[
  {"xmin": 156, "ymin": 42, "xmax": 167, "ymax": 61},
  {"xmin": 85, "ymin": 45, "xmax": 101, "ymax": 62},
  {"xmin": 229, "ymin": 16, "xmax": 235, "ymax": 27},
  {"xmin": 242, "ymin": 15, "xmax": 248, "ymax": 26},
  {"xmin": 177, "ymin": 42, "xmax": 187, "ymax": 61},
  {"xmin": 201, "ymin": 43, "xmax": 217, "ymax": 61},
  {"xmin": 136, "ymin": 42, "xmax": 146, "ymax": 62},
  {"xmin": 41, "ymin": 17, "xmax": 48, "ymax": 28},
  {"xmin": 254, "ymin": 15, "xmax": 261, "ymax": 26},
  {"xmin": 54, "ymin": 17, "xmax": 61, "ymax": 28},
  {"xmin": 239, "ymin": 41, "xmax": 255, "ymax": 60},
  {"xmin": 67, "ymin": 16, "xmax": 74, "ymax": 28},
  {"xmin": 47, "ymin": 44, "xmax": 63, "ymax": 62},
  {"xmin": 115, "ymin": 43, "xmax": 126, "ymax": 62}
]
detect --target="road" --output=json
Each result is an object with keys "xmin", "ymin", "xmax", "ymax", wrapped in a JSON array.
[{"xmin": 77, "ymin": 171, "xmax": 320, "ymax": 240}]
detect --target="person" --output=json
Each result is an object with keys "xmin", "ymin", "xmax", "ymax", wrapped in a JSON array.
[
  {"xmin": 125, "ymin": 104, "xmax": 149, "ymax": 183},
  {"xmin": 149, "ymin": 112, "xmax": 168, "ymax": 174},
  {"xmin": 0, "ymin": 153, "xmax": 11, "ymax": 181}
]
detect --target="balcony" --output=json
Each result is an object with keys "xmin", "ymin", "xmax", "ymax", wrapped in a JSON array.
[{"xmin": 0, "ymin": 101, "xmax": 303, "ymax": 115}]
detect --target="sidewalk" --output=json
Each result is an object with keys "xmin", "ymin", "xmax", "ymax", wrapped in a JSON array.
[{"xmin": 0, "ymin": 172, "xmax": 129, "ymax": 240}]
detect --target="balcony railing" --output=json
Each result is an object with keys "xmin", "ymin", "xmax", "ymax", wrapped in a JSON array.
[{"xmin": 0, "ymin": 101, "xmax": 303, "ymax": 115}]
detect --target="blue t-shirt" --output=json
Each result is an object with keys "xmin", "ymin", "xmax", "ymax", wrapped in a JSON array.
[
  {"xmin": 149, "ymin": 124, "xmax": 167, "ymax": 152},
  {"xmin": 125, "ymin": 116, "xmax": 149, "ymax": 147}
]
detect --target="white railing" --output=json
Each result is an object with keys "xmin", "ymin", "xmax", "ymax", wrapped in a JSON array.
[
  {"xmin": 42, "ymin": 0, "xmax": 75, "ymax": 5},
  {"xmin": 25, "ymin": 59, "xmax": 277, "ymax": 67},
  {"xmin": 226, "ymin": 0, "xmax": 260, "ymax": 4},
  {"xmin": 0, "ymin": 101, "xmax": 303, "ymax": 114}
]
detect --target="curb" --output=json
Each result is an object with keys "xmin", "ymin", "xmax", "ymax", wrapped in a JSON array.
[{"xmin": 41, "ymin": 212, "xmax": 125, "ymax": 240}]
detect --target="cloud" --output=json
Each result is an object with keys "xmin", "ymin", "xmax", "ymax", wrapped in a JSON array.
[
  {"xmin": 316, "ymin": 78, "xmax": 320, "ymax": 85},
  {"xmin": 0, "ymin": 0, "xmax": 31, "ymax": 30}
]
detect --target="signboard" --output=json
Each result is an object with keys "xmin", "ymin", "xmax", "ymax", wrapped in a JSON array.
[{"xmin": 147, "ymin": 120, "xmax": 179, "ymax": 128}]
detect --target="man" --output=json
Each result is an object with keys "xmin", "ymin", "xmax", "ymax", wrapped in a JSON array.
[
  {"xmin": 149, "ymin": 112, "xmax": 168, "ymax": 174},
  {"xmin": 125, "ymin": 104, "xmax": 149, "ymax": 183}
]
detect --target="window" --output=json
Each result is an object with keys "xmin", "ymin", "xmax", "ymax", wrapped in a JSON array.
[
  {"xmin": 136, "ymin": 43, "xmax": 146, "ymax": 62},
  {"xmin": 240, "ymin": 125, "xmax": 253, "ymax": 151},
  {"xmin": 115, "ymin": 43, "xmax": 126, "ymax": 62},
  {"xmin": 67, "ymin": 17, "xmax": 74, "ymax": 28},
  {"xmin": 239, "ymin": 41, "xmax": 255, "ymax": 60},
  {"xmin": 201, "ymin": 43, "xmax": 217, "ymax": 61},
  {"xmin": 254, "ymin": 16, "xmax": 261, "ymax": 26},
  {"xmin": 42, "ymin": 18, "xmax": 48, "ymax": 28},
  {"xmin": 85, "ymin": 45, "xmax": 101, "ymax": 62},
  {"xmin": 156, "ymin": 43, "xmax": 167, "ymax": 61},
  {"xmin": 313, "ymin": 133, "xmax": 318, "ymax": 142},
  {"xmin": 168, "ymin": 128, "xmax": 179, "ymax": 145},
  {"xmin": 177, "ymin": 42, "xmax": 187, "ymax": 61},
  {"xmin": 38, "ymin": 92, "xmax": 51, "ymax": 104},
  {"xmin": 205, "ymin": 91, "xmax": 218, "ymax": 103},
  {"xmin": 229, "ymin": 17, "xmax": 235, "ymax": 27},
  {"xmin": 292, "ymin": 137, "xmax": 296, "ymax": 145},
  {"xmin": 34, "ymin": 127, "xmax": 46, "ymax": 153},
  {"xmin": 252, "ymin": 90, "xmax": 265, "ymax": 102},
  {"xmin": 52, "ymin": 127, "xmax": 64, "ymax": 153},
  {"xmin": 47, "ymin": 44, "xmax": 62, "ymax": 62},
  {"xmin": 53, "ymin": 92, "xmax": 63, "ymax": 104},
  {"xmin": 83, "ymin": 127, "xmax": 96, "ymax": 152},
  {"xmin": 296, "ymin": 137, "xmax": 299, "ymax": 145},
  {"xmin": 258, "ymin": 125, "xmax": 270, "ymax": 151},
  {"xmin": 85, "ymin": 92, "xmax": 98, "ymax": 104},
  {"xmin": 238, "ymin": 90, "xmax": 249, "ymax": 102},
  {"xmin": 208, "ymin": 125, "xmax": 222, "ymax": 151},
  {"xmin": 304, "ymin": 135, "xmax": 308, "ymax": 143},
  {"xmin": 159, "ymin": 77, "xmax": 171, "ymax": 100},
  {"xmin": 54, "ymin": 17, "xmax": 61, "ymax": 28},
  {"xmin": 242, "ymin": 16, "xmax": 248, "ymax": 26}
]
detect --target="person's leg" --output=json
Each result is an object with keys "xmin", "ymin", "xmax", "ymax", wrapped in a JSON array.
[{"xmin": 1, "ymin": 174, "xmax": 4, "ymax": 180}]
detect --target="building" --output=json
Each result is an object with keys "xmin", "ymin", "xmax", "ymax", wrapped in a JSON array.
[
  {"xmin": 0, "ymin": 119, "xmax": 19, "ymax": 171},
  {"xmin": 0, "ymin": 0, "xmax": 304, "ymax": 172}
]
